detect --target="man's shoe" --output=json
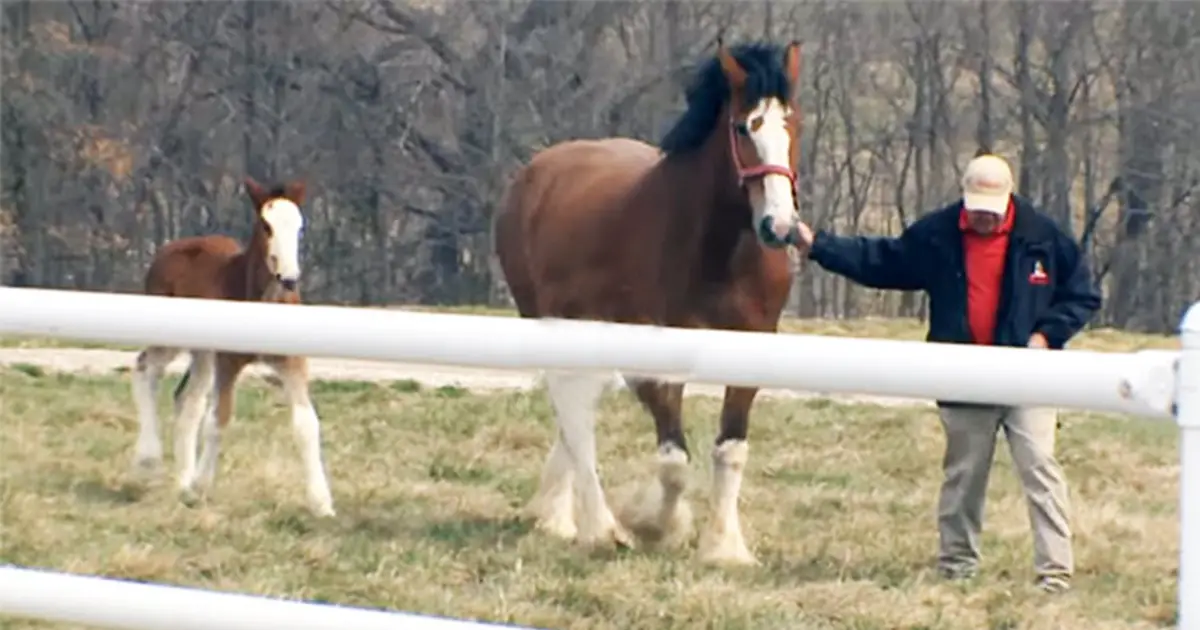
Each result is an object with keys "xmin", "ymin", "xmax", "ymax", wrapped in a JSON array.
[
  {"xmin": 1036, "ymin": 575, "xmax": 1070, "ymax": 594},
  {"xmin": 938, "ymin": 565, "xmax": 977, "ymax": 581}
]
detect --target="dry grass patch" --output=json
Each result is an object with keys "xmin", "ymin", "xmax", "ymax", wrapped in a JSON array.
[
  {"xmin": 0, "ymin": 336, "xmax": 141, "ymax": 351},
  {"xmin": 0, "ymin": 366, "xmax": 1180, "ymax": 629}
]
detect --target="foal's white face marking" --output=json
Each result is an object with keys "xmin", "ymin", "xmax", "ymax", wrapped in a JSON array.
[
  {"xmin": 743, "ymin": 97, "xmax": 799, "ymax": 243},
  {"xmin": 261, "ymin": 197, "xmax": 304, "ymax": 283}
]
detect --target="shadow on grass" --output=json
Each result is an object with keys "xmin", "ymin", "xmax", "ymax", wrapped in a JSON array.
[
  {"xmin": 339, "ymin": 503, "xmax": 538, "ymax": 554},
  {"xmin": 69, "ymin": 477, "xmax": 148, "ymax": 505},
  {"xmin": 343, "ymin": 511, "xmax": 404, "ymax": 540},
  {"xmin": 420, "ymin": 514, "xmax": 533, "ymax": 548},
  {"xmin": 753, "ymin": 548, "xmax": 937, "ymax": 590}
]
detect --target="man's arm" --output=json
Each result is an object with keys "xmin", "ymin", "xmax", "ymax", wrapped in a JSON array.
[
  {"xmin": 1034, "ymin": 232, "xmax": 1102, "ymax": 348},
  {"xmin": 806, "ymin": 228, "xmax": 926, "ymax": 291}
]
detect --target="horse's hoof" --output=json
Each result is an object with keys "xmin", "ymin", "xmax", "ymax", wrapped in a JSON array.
[
  {"xmin": 579, "ymin": 521, "xmax": 635, "ymax": 551},
  {"xmin": 611, "ymin": 524, "xmax": 636, "ymax": 550},
  {"xmin": 658, "ymin": 447, "xmax": 690, "ymax": 496},
  {"xmin": 697, "ymin": 538, "xmax": 759, "ymax": 566},
  {"xmin": 535, "ymin": 514, "xmax": 578, "ymax": 540},
  {"xmin": 524, "ymin": 491, "xmax": 578, "ymax": 540},
  {"xmin": 699, "ymin": 550, "xmax": 759, "ymax": 567}
]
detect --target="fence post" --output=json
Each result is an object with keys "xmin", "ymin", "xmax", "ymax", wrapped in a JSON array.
[{"xmin": 1177, "ymin": 301, "xmax": 1200, "ymax": 630}]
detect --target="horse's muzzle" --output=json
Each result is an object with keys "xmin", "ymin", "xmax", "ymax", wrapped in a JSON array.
[
  {"xmin": 278, "ymin": 276, "xmax": 298, "ymax": 292},
  {"xmin": 757, "ymin": 215, "xmax": 794, "ymax": 249}
]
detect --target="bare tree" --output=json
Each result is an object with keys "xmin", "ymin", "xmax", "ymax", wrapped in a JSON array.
[{"xmin": 1, "ymin": 0, "xmax": 1195, "ymax": 330}]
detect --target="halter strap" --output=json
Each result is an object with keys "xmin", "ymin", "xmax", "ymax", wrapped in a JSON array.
[{"xmin": 728, "ymin": 117, "xmax": 798, "ymax": 189}]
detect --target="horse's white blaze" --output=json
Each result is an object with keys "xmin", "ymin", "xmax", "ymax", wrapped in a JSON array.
[
  {"xmin": 261, "ymin": 198, "xmax": 304, "ymax": 281},
  {"xmin": 745, "ymin": 97, "xmax": 798, "ymax": 236}
]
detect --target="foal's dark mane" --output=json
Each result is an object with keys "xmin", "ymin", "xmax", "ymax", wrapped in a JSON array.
[
  {"xmin": 659, "ymin": 41, "xmax": 794, "ymax": 156},
  {"xmin": 262, "ymin": 184, "xmax": 290, "ymax": 199}
]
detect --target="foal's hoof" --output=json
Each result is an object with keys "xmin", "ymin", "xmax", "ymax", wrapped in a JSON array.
[
  {"xmin": 177, "ymin": 485, "xmax": 203, "ymax": 508},
  {"xmin": 129, "ymin": 456, "xmax": 164, "ymax": 483},
  {"xmin": 307, "ymin": 489, "xmax": 337, "ymax": 518},
  {"xmin": 310, "ymin": 503, "xmax": 337, "ymax": 518}
]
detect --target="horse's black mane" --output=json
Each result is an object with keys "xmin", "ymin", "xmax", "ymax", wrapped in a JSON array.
[{"xmin": 660, "ymin": 41, "xmax": 793, "ymax": 156}]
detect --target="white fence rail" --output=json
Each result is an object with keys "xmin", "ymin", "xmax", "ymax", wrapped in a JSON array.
[
  {"xmin": 0, "ymin": 566, "xmax": 533, "ymax": 630},
  {"xmin": 0, "ymin": 287, "xmax": 1195, "ymax": 629},
  {"xmin": 0, "ymin": 288, "xmax": 1181, "ymax": 415}
]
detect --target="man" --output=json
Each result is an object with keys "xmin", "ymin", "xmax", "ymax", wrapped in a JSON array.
[{"xmin": 792, "ymin": 153, "xmax": 1102, "ymax": 593}]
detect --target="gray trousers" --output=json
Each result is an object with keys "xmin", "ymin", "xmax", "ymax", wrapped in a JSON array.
[{"xmin": 936, "ymin": 405, "xmax": 1073, "ymax": 579}]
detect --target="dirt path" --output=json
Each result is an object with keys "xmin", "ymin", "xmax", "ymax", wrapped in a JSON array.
[{"xmin": 0, "ymin": 347, "xmax": 931, "ymax": 408}]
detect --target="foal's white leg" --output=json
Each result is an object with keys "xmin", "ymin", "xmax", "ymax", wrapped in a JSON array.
[
  {"xmin": 697, "ymin": 438, "xmax": 757, "ymax": 565},
  {"xmin": 130, "ymin": 346, "xmax": 178, "ymax": 480},
  {"xmin": 275, "ymin": 358, "xmax": 336, "ymax": 517},
  {"xmin": 193, "ymin": 398, "xmax": 221, "ymax": 492},
  {"xmin": 544, "ymin": 370, "xmax": 632, "ymax": 549},
  {"xmin": 175, "ymin": 351, "xmax": 216, "ymax": 506},
  {"xmin": 525, "ymin": 434, "xmax": 577, "ymax": 539}
]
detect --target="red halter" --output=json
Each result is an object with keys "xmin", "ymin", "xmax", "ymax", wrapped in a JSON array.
[{"xmin": 728, "ymin": 116, "xmax": 798, "ymax": 189}]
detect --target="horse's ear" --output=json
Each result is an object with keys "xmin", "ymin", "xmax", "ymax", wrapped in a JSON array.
[
  {"xmin": 783, "ymin": 40, "xmax": 803, "ymax": 99},
  {"xmin": 244, "ymin": 176, "xmax": 267, "ymax": 210},
  {"xmin": 284, "ymin": 180, "xmax": 307, "ymax": 205},
  {"xmin": 716, "ymin": 37, "xmax": 747, "ymax": 90}
]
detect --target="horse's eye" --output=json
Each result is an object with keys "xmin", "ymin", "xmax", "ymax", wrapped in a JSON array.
[{"xmin": 735, "ymin": 122, "xmax": 750, "ymax": 136}]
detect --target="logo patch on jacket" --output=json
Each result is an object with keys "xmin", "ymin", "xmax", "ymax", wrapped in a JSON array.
[{"xmin": 1029, "ymin": 260, "xmax": 1049, "ymax": 285}]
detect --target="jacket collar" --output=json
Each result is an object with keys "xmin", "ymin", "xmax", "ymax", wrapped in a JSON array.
[
  {"xmin": 933, "ymin": 194, "xmax": 1049, "ymax": 245},
  {"xmin": 958, "ymin": 197, "xmax": 1016, "ymax": 235}
]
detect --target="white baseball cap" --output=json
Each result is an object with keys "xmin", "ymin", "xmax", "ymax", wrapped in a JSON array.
[{"xmin": 961, "ymin": 154, "xmax": 1013, "ymax": 216}]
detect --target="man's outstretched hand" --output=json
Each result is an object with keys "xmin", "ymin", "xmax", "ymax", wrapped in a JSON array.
[{"xmin": 789, "ymin": 221, "xmax": 814, "ymax": 250}]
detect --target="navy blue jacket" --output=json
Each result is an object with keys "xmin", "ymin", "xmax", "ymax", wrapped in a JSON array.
[{"xmin": 807, "ymin": 195, "xmax": 1102, "ymax": 355}]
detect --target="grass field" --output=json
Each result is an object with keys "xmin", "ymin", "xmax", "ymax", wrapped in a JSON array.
[{"xmin": 0, "ymin": 353, "xmax": 1181, "ymax": 629}]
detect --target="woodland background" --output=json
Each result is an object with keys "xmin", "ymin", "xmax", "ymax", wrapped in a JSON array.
[{"xmin": 2, "ymin": 0, "xmax": 1197, "ymax": 333}]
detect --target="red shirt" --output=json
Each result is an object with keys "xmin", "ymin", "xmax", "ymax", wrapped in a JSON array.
[{"xmin": 960, "ymin": 199, "xmax": 1015, "ymax": 345}]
